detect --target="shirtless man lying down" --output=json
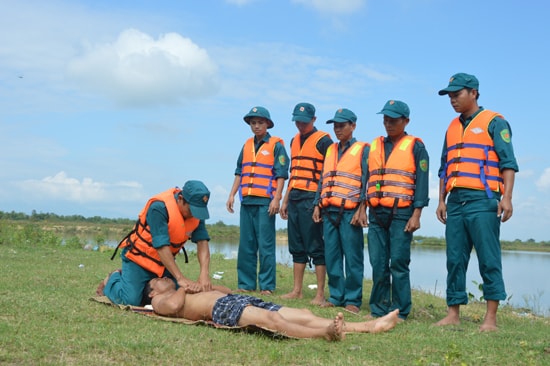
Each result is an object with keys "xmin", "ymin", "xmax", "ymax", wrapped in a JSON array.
[{"xmin": 145, "ymin": 277, "xmax": 399, "ymax": 341}]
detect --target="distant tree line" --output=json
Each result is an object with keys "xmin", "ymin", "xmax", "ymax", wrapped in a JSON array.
[
  {"xmin": 1, "ymin": 210, "xmax": 548, "ymax": 250},
  {"xmin": 0, "ymin": 210, "xmax": 135, "ymax": 225}
]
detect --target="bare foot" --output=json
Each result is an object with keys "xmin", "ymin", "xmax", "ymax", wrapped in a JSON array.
[
  {"xmin": 434, "ymin": 314, "xmax": 460, "ymax": 326},
  {"xmin": 310, "ymin": 296, "xmax": 326, "ymax": 306},
  {"xmin": 325, "ymin": 312, "xmax": 345, "ymax": 341},
  {"xmin": 281, "ymin": 291, "xmax": 303, "ymax": 300},
  {"xmin": 479, "ymin": 322, "xmax": 498, "ymax": 332},
  {"xmin": 95, "ymin": 269, "xmax": 121, "ymax": 296},
  {"xmin": 371, "ymin": 309, "xmax": 399, "ymax": 333}
]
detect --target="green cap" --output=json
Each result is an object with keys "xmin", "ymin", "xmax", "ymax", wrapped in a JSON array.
[
  {"xmin": 326, "ymin": 108, "xmax": 357, "ymax": 124},
  {"xmin": 181, "ymin": 180, "xmax": 210, "ymax": 220},
  {"xmin": 377, "ymin": 100, "xmax": 410, "ymax": 118},
  {"xmin": 243, "ymin": 106, "xmax": 274, "ymax": 129},
  {"xmin": 292, "ymin": 102, "xmax": 315, "ymax": 123},
  {"xmin": 438, "ymin": 73, "xmax": 479, "ymax": 95}
]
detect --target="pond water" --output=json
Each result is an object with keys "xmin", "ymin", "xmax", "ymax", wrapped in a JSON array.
[
  {"xmin": 99, "ymin": 238, "xmax": 549, "ymax": 316},
  {"xmin": 209, "ymin": 241, "xmax": 550, "ymax": 317}
]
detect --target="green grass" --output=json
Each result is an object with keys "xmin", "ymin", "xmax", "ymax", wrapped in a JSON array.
[{"xmin": 1, "ymin": 229, "xmax": 549, "ymax": 365}]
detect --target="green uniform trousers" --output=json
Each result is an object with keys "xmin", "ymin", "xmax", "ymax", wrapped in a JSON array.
[
  {"xmin": 287, "ymin": 198, "xmax": 325, "ymax": 265},
  {"xmin": 323, "ymin": 209, "xmax": 364, "ymax": 307},
  {"xmin": 445, "ymin": 196, "xmax": 506, "ymax": 305},
  {"xmin": 237, "ymin": 204, "xmax": 276, "ymax": 292},
  {"xmin": 104, "ymin": 248, "xmax": 174, "ymax": 306},
  {"xmin": 367, "ymin": 209, "xmax": 412, "ymax": 319}
]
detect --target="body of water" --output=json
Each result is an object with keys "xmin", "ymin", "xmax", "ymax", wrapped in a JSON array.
[{"xmin": 209, "ymin": 241, "xmax": 550, "ymax": 316}]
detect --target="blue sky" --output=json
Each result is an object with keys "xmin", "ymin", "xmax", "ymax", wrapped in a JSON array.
[{"xmin": 1, "ymin": 0, "xmax": 549, "ymax": 241}]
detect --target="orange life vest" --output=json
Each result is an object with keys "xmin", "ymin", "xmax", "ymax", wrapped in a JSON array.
[
  {"xmin": 444, "ymin": 109, "xmax": 504, "ymax": 197},
  {"xmin": 118, "ymin": 188, "xmax": 199, "ymax": 277},
  {"xmin": 240, "ymin": 136, "xmax": 283, "ymax": 199},
  {"xmin": 320, "ymin": 141, "xmax": 367, "ymax": 209},
  {"xmin": 367, "ymin": 135, "xmax": 419, "ymax": 208},
  {"xmin": 289, "ymin": 130, "xmax": 329, "ymax": 192}
]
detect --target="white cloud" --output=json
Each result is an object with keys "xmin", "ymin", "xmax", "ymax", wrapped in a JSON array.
[
  {"xmin": 20, "ymin": 171, "xmax": 144, "ymax": 203},
  {"xmin": 292, "ymin": 0, "xmax": 366, "ymax": 14},
  {"xmin": 535, "ymin": 167, "xmax": 550, "ymax": 192},
  {"xmin": 213, "ymin": 43, "xmax": 395, "ymax": 106},
  {"xmin": 66, "ymin": 29, "xmax": 220, "ymax": 106}
]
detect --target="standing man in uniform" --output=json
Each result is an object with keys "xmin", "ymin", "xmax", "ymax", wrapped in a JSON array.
[
  {"xmin": 280, "ymin": 102, "xmax": 333, "ymax": 305},
  {"xmin": 226, "ymin": 106, "xmax": 290, "ymax": 295},
  {"xmin": 365, "ymin": 100, "xmax": 429, "ymax": 321},
  {"xmin": 312, "ymin": 108, "xmax": 369, "ymax": 314},
  {"xmin": 98, "ymin": 180, "xmax": 213, "ymax": 306},
  {"xmin": 435, "ymin": 73, "xmax": 518, "ymax": 331}
]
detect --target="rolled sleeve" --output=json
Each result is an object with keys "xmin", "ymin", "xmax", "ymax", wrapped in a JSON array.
[
  {"xmin": 489, "ymin": 117, "xmax": 519, "ymax": 172},
  {"xmin": 273, "ymin": 141, "xmax": 290, "ymax": 179},
  {"xmin": 190, "ymin": 220, "xmax": 210, "ymax": 242},
  {"xmin": 413, "ymin": 140, "xmax": 430, "ymax": 208}
]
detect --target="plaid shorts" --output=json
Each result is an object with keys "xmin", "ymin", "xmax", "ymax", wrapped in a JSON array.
[{"xmin": 212, "ymin": 294, "xmax": 282, "ymax": 327}]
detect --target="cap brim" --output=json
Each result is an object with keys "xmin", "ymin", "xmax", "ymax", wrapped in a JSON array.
[
  {"xmin": 244, "ymin": 118, "xmax": 274, "ymax": 128},
  {"xmin": 438, "ymin": 86, "xmax": 465, "ymax": 95},
  {"xmin": 326, "ymin": 118, "xmax": 350, "ymax": 124},
  {"xmin": 377, "ymin": 110, "xmax": 404, "ymax": 118},
  {"xmin": 189, "ymin": 205, "xmax": 209, "ymax": 220},
  {"xmin": 292, "ymin": 115, "xmax": 313, "ymax": 123}
]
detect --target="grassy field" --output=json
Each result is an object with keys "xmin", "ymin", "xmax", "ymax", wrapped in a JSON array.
[{"xmin": 1, "ymin": 225, "xmax": 549, "ymax": 365}]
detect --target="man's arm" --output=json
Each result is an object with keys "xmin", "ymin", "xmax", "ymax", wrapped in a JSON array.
[
  {"xmin": 157, "ymin": 245, "xmax": 189, "ymax": 286},
  {"xmin": 196, "ymin": 239, "xmax": 212, "ymax": 291},
  {"xmin": 498, "ymin": 168, "xmax": 515, "ymax": 222},
  {"xmin": 152, "ymin": 287, "xmax": 186, "ymax": 317},
  {"xmin": 268, "ymin": 177, "xmax": 285, "ymax": 216},
  {"xmin": 435, "ymin": 177, "xmax": 447, "ymax": 224},
  {"xmin": 226, "ymin": 175, "xmax": 241, "ymax": 213}
]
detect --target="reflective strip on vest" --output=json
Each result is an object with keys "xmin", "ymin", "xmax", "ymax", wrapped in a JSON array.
[
  {"xmin": 444, "ymin": 110, "xmax": 504, "ymax": 198},
  {"xmin": 367, "ymin": 135, "xmax": 418, "ymax": 208},
  {"xmin": 240, "ymin": 136, "xmax": 282, "ymax": 199},
  {"xmin": 320, "ymin": 141, "xmax": 366, "ymax": 209},
  {"xmin": 122, "ymin": 188, "xmax": 199, "ymax": 277},
  {"xmin": 289, "ymin": 131, "xmax": 329, "ymax": 192}
]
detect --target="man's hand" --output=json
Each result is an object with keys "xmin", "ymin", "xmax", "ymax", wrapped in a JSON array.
[
  {"xmin": 198, "ymin": 273, "xmax": 212, "ymax": 292},
  {"xmin": 312, "ymin": 206, "xmax": 322, "ymax": 223},
  {"xmin": 226, "ymin": 196, "xmax": 235, "ymax": 213},
  {"xmin": 351, "ymin": 204, "xmax": 368, "ymax": 227},
  {"xmin": 498, "ymin": 196, "xmax": 513, "ymax": 222},
  {"xmin": 436, "ymin": 201, "xmax": 447, "ymax": 224},
  {"xmin": 268, "ymin": 198, "xmax": 280, "ymax": 216},
  {"xmin": 177, "ymin": 278, "xmax": 202, "ymax": 294}
]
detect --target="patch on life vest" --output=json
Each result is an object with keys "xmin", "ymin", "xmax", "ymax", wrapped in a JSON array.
[
  {"xmin": 278, "ymin": 155, "xmax": 286, "ymax": 165},
  {"xmin": 471, "ymin": 127, "xmax": 484, "ymax": 134},
  {"xmin": 261, "ymin": 149, "xmax": 271, "ymax": 156},
  {"xmin": 420, "ymin": 159, "xmax": 428, "ymax": 172},
  {"xmin": 500, "ymin": 129, "xmax": 511, "ymax": 143}
]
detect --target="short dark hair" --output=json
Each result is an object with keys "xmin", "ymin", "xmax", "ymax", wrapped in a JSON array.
[{"xmin": 141, "ymin": 281, "xmax": 153, "ymax": 306}]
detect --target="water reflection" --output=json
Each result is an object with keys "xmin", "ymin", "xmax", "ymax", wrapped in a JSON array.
[
  {"xmin": 100, "ymin": 238, "xmax": 549, "ymax": 316},
  {"xmin": 210, "ymin": 241, "xmax": 550, "ymax": 316}
]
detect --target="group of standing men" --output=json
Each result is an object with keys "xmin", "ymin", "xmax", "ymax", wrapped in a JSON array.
[{"xmin": 98, "ymin": 72, "xmax": 518, "ymax": 332}]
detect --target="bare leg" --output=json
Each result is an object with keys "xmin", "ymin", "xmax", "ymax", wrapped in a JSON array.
[
  {"xmin": 435, "ymin": 304, "xmax": 461, "ymax": 326},
  {"xmin": 239, "ymin": 306, "xmax": 343, "ymax": 341},
  {"xmin": 276, "ymin": 307, "xmax": 398, "ymax": 334},
  {"xmin": 281, "ymin": 263, "xmax": 305, "ymax": 300},
  {"xmin": 480, "ymin": 300, "xmax": 499, "ymax": 332},
  {"xmin": 311, "ymin": 264, "xmax": 326, "ymax": 305}
]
